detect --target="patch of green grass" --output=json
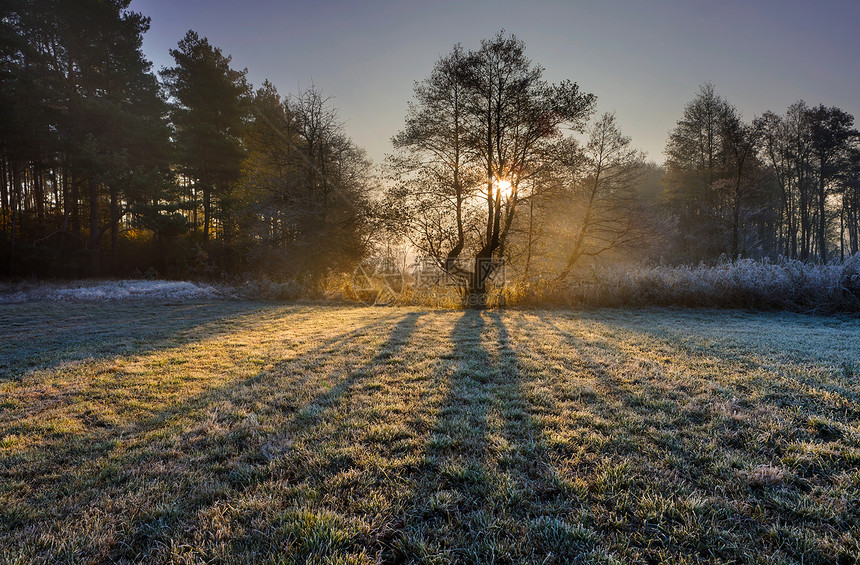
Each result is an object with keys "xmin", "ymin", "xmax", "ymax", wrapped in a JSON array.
[{"xmin": 1, "ymin": 303, "xmax": 859, "ymax": 563}]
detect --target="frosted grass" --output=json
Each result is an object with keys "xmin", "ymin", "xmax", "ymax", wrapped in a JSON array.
[
  {"xmin": 0, "ymin": 279, "xmax": 225, "ymax": 303},
  {"xmin": 510, "ymin": 253, "xmax": 860, "ymax": 311}
]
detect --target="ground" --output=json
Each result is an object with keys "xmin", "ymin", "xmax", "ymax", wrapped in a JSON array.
[{"xmin": 1, "ymin": 301, "xmax": 858, "ymax": 564}]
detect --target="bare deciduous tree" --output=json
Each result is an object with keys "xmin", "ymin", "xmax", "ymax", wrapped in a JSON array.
[
  {"xmin": 388, "ymin": 32, "xmax": 595, "ymax": 305},
  {"xmin": 557, "ymin": 112, "xmax": 648, "ymax": 279}
]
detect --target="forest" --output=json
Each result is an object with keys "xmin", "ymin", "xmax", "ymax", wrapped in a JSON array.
[{"xmin": 2, "ymin": 1, "xmax": 859, "ymax": 300}]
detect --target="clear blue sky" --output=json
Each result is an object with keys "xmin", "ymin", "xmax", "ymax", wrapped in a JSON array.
[{"xmin": 130, "ymin": 0, "xmax": 860, "ymax": 166}]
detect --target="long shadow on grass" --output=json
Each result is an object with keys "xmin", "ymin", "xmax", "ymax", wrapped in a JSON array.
[
  {"xmin": 173, "ymin": 310, "xmax": 429, "ymax": 562},
  {"xmin": 0, "ymin": 311, "xmax": 401, "ymax": 473},
  {"xmin": 432, "ymin": 309, "xmax": 492, "ymax": 460},
  {"xmin": 487, "ymin": 311, "xmax": 602, "ymax": 562},
  {"xmin": 0, "ymin": 310, "xmax": 399, "ymax": 442},
  {"xmin": 0, "ymin": 300, "xmax": 323, "ymax": 380},
  {"xmin": 384, "ymin": 309, "xmax": 496, "ymax": 561},
  {"xmin": 539, "ymin": 311, "xmax": 828, "ymax": 465},
  {"xmin": 532, "ymin": 311, "xmax": 850, "ymax": 563},
  {"xmin": 540, "ymin": 312, "xmax": 722, "ymax": 467},
  {"xmin": 545, "ymin": 309, "xmax": 860, "ymax": 464},
  {"xmin": 574, "ymin": 310, "xmax": 860, "ymax": 415},
  {"xmin": 385, "ymin": 310, "xmax": 579, "ymax": 563},
  {"xmin": 111, "ymin": 311, "xmax": 426, "ymax": 562},
  {"xmin": 489, "ymin": 311, "xmax": 563, "ymax": 500},
  {"xmin": 284, "ymin": 310, "xmax": 426, "ymax": 435},
  {"xmin": 0, "ymin": 312, "xmax": 415, "ymax": 562}
]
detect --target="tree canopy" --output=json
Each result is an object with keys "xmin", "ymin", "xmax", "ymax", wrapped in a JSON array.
[
  {"xmin": 1, "ymin": 7, "xmax": 858, "ymax": 292},
  {"xmin": 387, "ymin": 32, "xmax": 597, "ymax": 302}
]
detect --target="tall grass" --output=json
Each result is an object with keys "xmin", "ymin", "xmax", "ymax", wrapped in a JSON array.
[
  {"xmin": 164, "ymin": 254, "xmax": 860, "ymax": 311},
  {"xmin": 4, "ymin": 254, "xmax": 858, "ymax": 312},
  {"xmin": 515, "ymin": 254, "xmax": 860, "ymax": 312},
  {"xmin": 337, "ymin": 254, "xmax": 860, "ymax": 311}
]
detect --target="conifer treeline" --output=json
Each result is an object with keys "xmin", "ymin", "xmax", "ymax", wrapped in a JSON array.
[
  {"xmin": 0, "ymin": 1, "xmax": 373, "ymax": 279},
  {"xmin": 1, "ymin": 3, "xmax": 858, "ymax": 281}
]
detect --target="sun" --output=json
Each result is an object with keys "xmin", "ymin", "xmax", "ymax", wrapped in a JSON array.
[{"xmin": 493, "ymin": 178, "xmax": 514, "ymax": 199}]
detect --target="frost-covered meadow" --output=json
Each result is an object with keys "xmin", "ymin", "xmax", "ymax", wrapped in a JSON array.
[
  {"xmin": 1, "ymin": 300, "xmax": 858, "ymax": 563},
  {"xmin": 0, "ymin": 279, "xmax": 224, "ymax": 304}
]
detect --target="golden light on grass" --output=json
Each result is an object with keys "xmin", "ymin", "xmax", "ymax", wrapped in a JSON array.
[{"xmin": 2, "ymin": 303, "xmax": 859, "ymax": 562}]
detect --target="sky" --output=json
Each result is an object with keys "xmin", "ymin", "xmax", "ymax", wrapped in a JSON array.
[{"xmin": 129, "ymin": 0, "xmax": 860, "ymax": 166}]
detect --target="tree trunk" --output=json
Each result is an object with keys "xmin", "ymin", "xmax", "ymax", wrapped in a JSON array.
[
  {"xmin": 71, "ymin": 174, "xmax": 80, "ymax": 235},
  {"xmin": 34, "ymin": 166, "xmax": 44, "ymax": 220},
  {"xmin": 61, "ymin": 165, "xmax": 69, "ymax": 232},
  {"xmin": 191, "ymin": 180, "xmax": 197, "ymax": 228},
  {"xmin": 732, "ymin": 196, "xmax": 741, "ymax": 259},
  {"xmin": 203, "ymin": 185, "xmax": 211, "ymax": 241},
  {"xmin": 799, "ymin": 179, "xmax": 810, "ymax": 261},
  {"xmin": 523, "ymin": 199, "xmax": 534, "ymax": 281},
  {"xmin": 818, "ymin": 173, "xmax": 827, "ymax": 262},
  {"xmin": 848, "ymin": 194, "xmax": 860, "ymax": 255},
  {"xmin": 110, "ymin": 185, "xmax": 119, "ymax": 275},
  {"xmin": 1, "ymin": 157, "xmax": 8, "ymax": 225},
  {"xmin": 466, "ymin": 252, "xmax": 491, "ymax": 308},
  {"xmin": 9, "ymin": 165, "xmax": 20, "ymax": 275},
  {"xmin": 788, "ymin": 183, "xmax": 797, "ymax": 258},
  {"xmin": 88, "ymin": 177, "xmax": 101, "ymax": 276}
]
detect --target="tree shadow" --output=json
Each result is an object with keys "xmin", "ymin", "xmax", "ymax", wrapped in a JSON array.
[
  {"xmin": 537, "ymin": 311, "xmax": 798, "ymax": 436},
  {"xmin": 0, "ymin": 308, "xmax": 400, "ymax": 438},
  {"xmin": 281, "ymin": 311, "xmax": 426, "ymax": 431},
  {"xmin": 0, "ymin": 310, "xmax": 428, "ymax": 562},
  {"xmin": 0, "ymin": 312, "xmax": 403, "ymax": 490},
  {"xmin": 0, "ymin": 300, "xmax": 327, "ymax": 380},
  {"xmin": 431, "ymin": 309, "xmax": 492, "ymax": 463},
  {"xmin": 537, "ymin": 312, "xmax": 703, "ymax": 454},
  {"xmin": 385, "ymin": 310, "xmax": 573, "ymax": 562},
  {"xmin": 488, "ymin": 311, "xmax": 564, "ymax": 502},
  {"xmin": 113, "ymin": 311, "xmax": 429, "ymax": 561},
  {"xmin": 526, "ymin": 310, "xmax": 860, "ymax": 563}
]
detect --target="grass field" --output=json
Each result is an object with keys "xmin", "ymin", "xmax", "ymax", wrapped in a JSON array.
[{"xmin": 1, "ymin": 301, "xmax": 859, "ymax": 564}]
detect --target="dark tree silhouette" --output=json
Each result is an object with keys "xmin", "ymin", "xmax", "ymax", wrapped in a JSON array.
[
  {"xmin": 161, "ymin": 30, "xmax": 250, "ymax": 243},
  {"xmin": 388, "ymin": 32, "xmax": 595, "ymax": 305},
  {"xmin": 0, "ymin": 0, "xmax": 170, "ymax": 276},
  {"xmin": 807, "ymin": 105, "xmax": 858, "ymax": 262}
]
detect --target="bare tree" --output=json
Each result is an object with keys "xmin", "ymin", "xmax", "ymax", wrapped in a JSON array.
[
  {"xmin": 758, "ymin": 103, "xmax": 858, "ymax": 262},
  {"xmin": 388, "ymin": 44, "xmax": 477, "ymax": 272},
  {"xmin": 807, "ymin": 105, "xmax": 858, "ymax": 262},
  {"xmin": 663, "ymin": 83, "xmax": 734, "ymax": 259},
  {"xmin": 388, "ymin": 32, "xmax": 595, "ymax": 305},
  {"xmin": 556, "ymin": 112, "xmax": 647, "ymax": 279},
  {"xmin": 758, "ymin": 110, "xmax": 800, "ymax": 258},
  {"xmin": 236, "ymin": 84, "xmax": 374, "ymax": 278},
  {"xmin": 838, "ymin": 147, "xmax": 860, "ymax": 256},
  {"xmin": 720, "ymin": 110, "xmax": 764, "ymax": 258}
]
